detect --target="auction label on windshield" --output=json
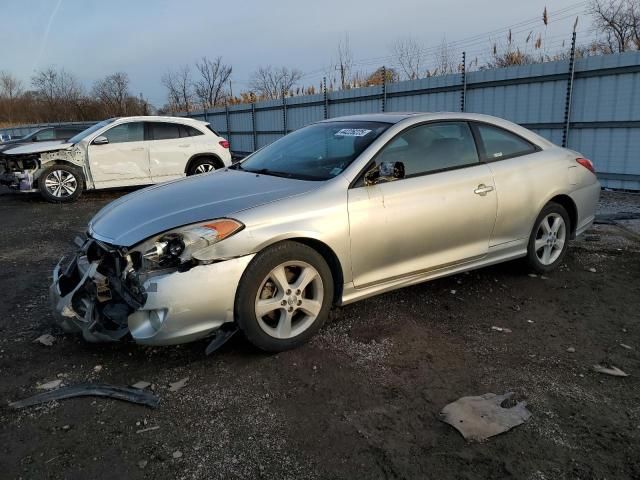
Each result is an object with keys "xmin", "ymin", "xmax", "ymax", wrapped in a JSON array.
[{"xmin": 335, "ymin": 128, "xmax": 371, "ymax": 137}]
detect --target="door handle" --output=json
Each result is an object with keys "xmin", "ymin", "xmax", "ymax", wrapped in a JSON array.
[
  {"xmin": 474, "ymin": 184, "xmax": 495, "ymax": 196},
  {"xmin": 178, "ymin": 144, "xmax": 190, "ymax": 148},
  {"xmin": 131, "ymin": 147, "xmax": 145, "ymax": 152}
]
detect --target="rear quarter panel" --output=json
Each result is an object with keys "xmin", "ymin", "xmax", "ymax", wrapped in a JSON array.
[{"xmin": 486, "ymin": 147, "xmax": 578, "ymax": 246}]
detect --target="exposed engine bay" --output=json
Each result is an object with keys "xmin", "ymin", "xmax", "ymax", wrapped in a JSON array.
[
  {"xmin": 0, "ymin": 154, "xmax": 40, "ymax": 191},
  {"xmin": 51, "ymin": 237, "xmax": 149, "ymax": 342}
]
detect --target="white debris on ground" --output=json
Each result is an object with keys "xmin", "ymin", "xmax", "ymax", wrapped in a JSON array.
[
  {"xmin": 439, "ymin": 392, "xmax": 532, "ymax": 442},
  {"xmin": 36, "ymin": 379, "xmax": 63, "ymax": 390},
  {"xmin": 168, "ymin": 377, "xmax": 189, "ymax": 392},
  {"xmin": 33, "ymin": 334, "xmax": 55, "ymax": 346},
  {"xmin": 593, "ymin": 364, "xmax": 629, "ymax": 377}
]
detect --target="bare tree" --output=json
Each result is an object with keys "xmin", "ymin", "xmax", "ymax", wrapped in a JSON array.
[
  {"xmin": 31, "ymin": 67, "xmax": 83, "ymax": 121},
  {"xmin": 589, "ymin": 0, "xmax": 638, "ymax": 52},
  {"xmin": 433, "ymin": 36, "xmax": 456, "ymax": 75},
  {"xmin": 92, "ymin": 72, "xmax": 130, "ymax": 116},
  {"xmin": 249, "ymin": 66, "xmax": 302, "ymax": 100},
  {"xmin": 162, "ymin": 65, "xmax": 194, "ymax": 112},
  {"xmin": 335, "ymin": 34, "xmax": 354, "ymax": 89},
  {"xmin": 194, "ymin": 56, "xmax": 232, "ymax": 109},
  {"xmin": 0, "ymin": 72, "xmax": 23, "ymax": 99},
  {"xmin": 391, "ymin": 37, "xmax": 426, "ymax": 80}
]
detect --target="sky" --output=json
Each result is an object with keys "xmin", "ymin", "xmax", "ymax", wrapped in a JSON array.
[{"xmin": 0, "ymin": 0, "xmax": 593, "ymax": 108}]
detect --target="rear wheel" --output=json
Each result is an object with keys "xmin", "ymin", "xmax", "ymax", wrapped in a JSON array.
[
  {"xmin": 235, "ymin": 241, "xmax": 334, "ymax": 352},
  {"xmin": 526, "ymin": 202, "xmax": 570, "ymax": 273},
  {"xmin": 187, "ymin": 158, "xmax": 218, "ymax": 175},
  {"xmin": 38, "ymin": 164, "xmax": 83, "ymax": 203}
]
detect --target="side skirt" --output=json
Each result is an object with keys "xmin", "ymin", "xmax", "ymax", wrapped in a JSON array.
[{"xmin": 340, "ymin": 242, "xmax": 528, "ymax": 306}]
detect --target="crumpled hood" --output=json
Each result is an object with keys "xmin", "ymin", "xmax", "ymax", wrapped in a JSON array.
[
  {"xmin": 3, "ymin": 140, "xmax": 70, "ymax": 155},
  {"xmin": 89, "ymin": 169, "xmax": 320, "ymax": 246}
]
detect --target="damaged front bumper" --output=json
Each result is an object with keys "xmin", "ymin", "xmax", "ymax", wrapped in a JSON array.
[{"xmin": 50, "ymin": 237, "xmax": 255, "ymax": 346}]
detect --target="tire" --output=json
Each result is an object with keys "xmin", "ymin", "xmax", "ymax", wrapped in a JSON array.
[
  {"xmin": 235, "ymin": 241, "xmax": 334, "ymax": 352},
  {"xmin": 187, "ymin": 157, "xmax": 218, "ymax": 176},
  {"xmin": 38, "ymin": 164, "xmax": 84, "ymax": 203},
  {"xmin": 526, "ymin": 202, "xmax": 571, "ymax": 273}
]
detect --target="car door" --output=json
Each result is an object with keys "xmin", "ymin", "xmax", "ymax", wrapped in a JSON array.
[
  {"xmin": 347, "ymin": 121, "xmax": 497, "ymax": 288},
  {"xmin": 88, "ymin": 121, "xmax": 150, "ymax": 187},
  {"xmin": 471, "ymin": 122, "xmax": 542, "ymax": 246},
  {"xmin": 147, "ymin": 122, "xmax": 191, "ymax": 182}
]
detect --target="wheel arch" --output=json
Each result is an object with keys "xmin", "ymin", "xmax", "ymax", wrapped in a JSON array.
[
  {"xmin": 547, "ymin": 194, "xmax": 578, "ymax": 239},
  {"xmin": 35, "ymin": 160, "xmax": 87, "ymax": 187},
  {"xmin": 184, "ymin": 153, "xmax": 224, "ymax": 174}
]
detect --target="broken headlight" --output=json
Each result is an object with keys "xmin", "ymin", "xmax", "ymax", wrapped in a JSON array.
[{"xmin": 141, "ymin": 219, "xmax": 244, "ymax": 268}]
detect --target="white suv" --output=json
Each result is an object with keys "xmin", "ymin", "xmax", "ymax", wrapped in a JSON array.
[{"xmin": 0, "ymin": 116, "xmax": 232, "ymax": 202}]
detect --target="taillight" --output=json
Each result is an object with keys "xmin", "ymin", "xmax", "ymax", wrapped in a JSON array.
[
  {"xmin": 219, "ymin": 140, "xmax": 229, "ymax": 149},
  {"xmin": 576, "ymin": 157, "xmax": 595, "ymax": 174}
]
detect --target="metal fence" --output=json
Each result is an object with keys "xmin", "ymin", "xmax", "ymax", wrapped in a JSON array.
[
  {"xmin": 182, "ymin": 49, "xmax": 640, "ymax": 191},
  {"xmin": 2, "ymin": 50, "xmax": 639, "ymax": 190}
]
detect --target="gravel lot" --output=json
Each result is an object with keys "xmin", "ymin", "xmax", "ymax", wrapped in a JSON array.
[{"xmin": 0, "ymin": 187, "xmax": 639, "ymax": 480}]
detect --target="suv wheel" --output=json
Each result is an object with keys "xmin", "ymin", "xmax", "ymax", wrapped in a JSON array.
[
  {"xmin": 38, "ymin": 164, "xmax": 83, "ymax": 203},
  {"xmin": 188, "ymin": 158, "xmax": 218, "ymax": 175}
]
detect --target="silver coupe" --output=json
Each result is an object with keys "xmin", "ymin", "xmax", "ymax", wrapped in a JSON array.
[{"xmin": 50, "ymin": 113, "xmax": 600, "ymax": 352}]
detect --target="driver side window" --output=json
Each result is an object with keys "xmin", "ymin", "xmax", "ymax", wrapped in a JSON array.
[
  {"xmin": 375, "ymin": 122, "xmax": 479, "ymax": 178},
  {"xmin": 102, "ymin": 122, "xmax": 144, "ymax": 143}
]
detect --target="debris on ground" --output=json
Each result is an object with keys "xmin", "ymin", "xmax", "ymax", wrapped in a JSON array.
[
  {"xmin": 593, "ymin": 364, "xmax": 629, "ymax": 377},
  {"xmin": 491, "ymin": 326, "xmax": 512, "ymax": 333},
  {"xmin": 131, "ymin": 381, "xmax": 151, "ymax": 390},
  {"xmin": 588, "ymin": 267, "xmax": 597, "ymax": 273},
  {"xmin": 172, "ymin": 450, "xmax": 183, "ymax": 459},
  {"xmin": 528, "ymin": 273, "xmax": 537, "ymax": 278},
  {"xmin": 439, "ymin": 392, "xmax": 532, "ymax": 442},
  {"xmin": 620, "ymin": 343, "xmax": 633, "ymax": 350},
  {"xmin": 450, "ymin": 289, "xmax": 457, "ymax": 295},
  {"xmin": 37, "ymin": 379, "xmax": 63, "ymax": 390},
  {"xmin": 93, "ymin": 365, "xmax": 103, "ymax": 373},
  {"xmin": 136, "ymin": 425, "xmax": 160, "ymax": 434},
  {"xmin": 168, "ymin": 377, "xmax": 189, "ymax": 392},
  {"xmin": 137, "ymin": 460, "xmax": 148, "ymax": 469},
  {"xmin": 10, "ymin": 384, "xmax": 161, "ymax": 409},
  {"xmin": 33, "ymin": 334, "xmax": 55, "ymax": 347},
  {"xmin": 567, "ymin": 347, "xmax": 576, "ymax": 353}
]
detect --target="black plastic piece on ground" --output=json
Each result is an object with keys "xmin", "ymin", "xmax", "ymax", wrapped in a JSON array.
[
  {"xmin": 9, "ymin": 384, "xmax": 160, "ymax": 409},
  {"xmin": 205, "ymin": 325, "xmax": 239, "ymax": 355}
]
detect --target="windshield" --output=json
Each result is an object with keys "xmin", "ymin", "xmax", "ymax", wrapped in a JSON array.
[
  {"xmin": 66, "ymin": 119, "xmax": 115, "ymax": 144},
  {"xmin": 238, "ymin": 121, "xmax": 390, "ymax": 180}
]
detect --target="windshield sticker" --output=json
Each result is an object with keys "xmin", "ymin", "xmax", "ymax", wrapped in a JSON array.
[{"xmin": 334, "ymin": 128, "xmax": 372, "ymax": 137}]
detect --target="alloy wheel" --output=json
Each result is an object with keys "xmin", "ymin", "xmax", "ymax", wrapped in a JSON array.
[
  {"xmin": 254, "ymin": 261, "xmax": 324, "ymax": 339},
  {"xmin": 534, "ymin": 212, "xmax": 566, "ymax": 265},
  {"xmin": 194, "ymin": 163, "xmax": 214, "ymax": 174},
  {"xmin": 44, "ymin": 169, "xmax": 78, "ymax": 198}
]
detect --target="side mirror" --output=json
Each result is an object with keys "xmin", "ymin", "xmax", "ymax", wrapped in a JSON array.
[
  {"xmin": 93, "ymin": 135, "xmax": 109, "ymax": 145},
  {"xmin": 364, "ymin": 161, "xmax": 405, "ymax": 186}
]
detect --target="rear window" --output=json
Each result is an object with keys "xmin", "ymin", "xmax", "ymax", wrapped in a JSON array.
[
  {"xmin": 475, "ymin": 124, "xmax": 536, "ymax": 160},
  {"xmin": 180, "ymin": 125, "xmax": 204, "ymax": 137},
  {"xmin": 206, "ymin": 125, "xmax": 220, "ymax": 137}
]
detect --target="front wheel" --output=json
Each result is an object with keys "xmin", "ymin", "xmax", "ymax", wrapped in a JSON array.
[
  {"xmin": 526, "ymin": 202, "xmax": 570, "ymax": 273},
  {"xmin": 235, "ymin": 241, "xmax": 334, "ymax": 352},
  {"xmin": 38, "ymin": 164, "xmax": 83, "ymax": 203}
]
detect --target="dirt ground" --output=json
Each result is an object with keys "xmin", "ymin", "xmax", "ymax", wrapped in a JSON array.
[{"xmin": 0, "ymin": 187, "xmax": 639, "ymax": 480}]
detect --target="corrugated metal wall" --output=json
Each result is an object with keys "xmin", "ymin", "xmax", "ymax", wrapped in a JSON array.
[
  {"xmin": 177, "ymin": 51, "xmax": 640, "ymax": 190},
  {"xmin": 2, "ymin": 52, "xmax": 638, "ymax": 189}
]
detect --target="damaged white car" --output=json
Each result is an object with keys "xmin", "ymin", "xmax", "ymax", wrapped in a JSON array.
[
  {"xmin": 50, "ymin": 113, "xmax": 600, "ymax": 353},
  {"xmin": 0, "ymin": 116, "xmax": 231, "ymax": 202}
]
